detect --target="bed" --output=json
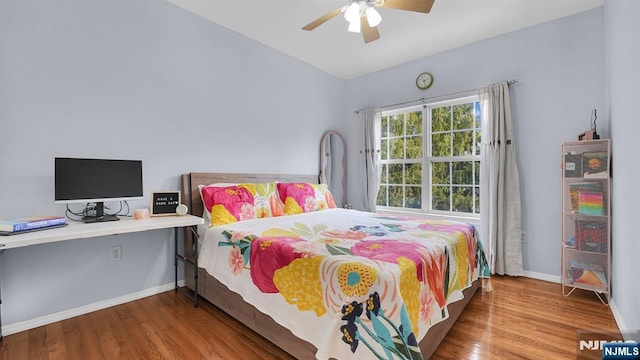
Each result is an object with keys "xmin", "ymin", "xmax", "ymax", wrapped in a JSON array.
[{"xmin": 181, "ymin": 172, "xmax": 487, "ymax": 360}]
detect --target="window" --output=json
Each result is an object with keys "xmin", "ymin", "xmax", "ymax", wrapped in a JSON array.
[{"xmin": 377, "ymin": 96, "xmax": 481, "ymax": 217}]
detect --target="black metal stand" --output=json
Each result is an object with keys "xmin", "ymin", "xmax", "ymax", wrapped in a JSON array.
[
  {"xmin": 174, "ymin": 226, "xmax": 199, "ymax": 307},
  {"xmin": 0, "ymin": 248, "xmax": 4, "ymax": 341}
]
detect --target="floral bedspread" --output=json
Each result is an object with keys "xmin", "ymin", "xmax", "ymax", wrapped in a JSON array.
[{"xmin": 198, "ymin": 208, "xmax": 488, "ymax": 360}]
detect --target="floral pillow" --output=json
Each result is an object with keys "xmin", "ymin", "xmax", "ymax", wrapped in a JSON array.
[
  {"xmin": 312, "ymin": 183, "xmax": 338, "ymax": 210},
  {"xmin": 200, "ymin": 182, "xmax": 283, "ymax": 226},
  {"xmin": 198, "ymin": 183, "xmax": 236, "ymax": 223},
  {"xmin": 276, "ymin": 182, "xmax": 337, "ymax": 215}
]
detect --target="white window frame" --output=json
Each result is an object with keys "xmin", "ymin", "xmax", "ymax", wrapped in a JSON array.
[{"xmin": 377, "ymin": 95, "xmax": 481, "ymax": 220}]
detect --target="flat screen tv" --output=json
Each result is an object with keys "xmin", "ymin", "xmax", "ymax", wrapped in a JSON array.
[{"xmin": 55, "ymin": 157, "xmax": 143, "ymax": 223}]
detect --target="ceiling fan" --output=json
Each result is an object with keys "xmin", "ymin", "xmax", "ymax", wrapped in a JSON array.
[{"xmin": 302, "ymin": 0, "xmax": 435, "ymax": 44}]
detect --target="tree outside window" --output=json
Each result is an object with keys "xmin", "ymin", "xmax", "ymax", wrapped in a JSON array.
[{"xmin": 377, "ymin": 97, "xmax": 481, "ymax": 217}]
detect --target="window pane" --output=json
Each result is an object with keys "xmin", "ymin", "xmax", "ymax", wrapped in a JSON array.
[
  {"xmin": 389, "ymin": 186, "xmax": 403, "ymax": 207},
  {"xmin": 406, "ymin": 111, "xmax": 422, "ymax": 135},
  {"xmin": 381, "ymin": 97, "xmax": 481, "ymax": 215},
  {"xmin": 474, "ymin": 161, "xmax": 480, "ymax": 185},
  {"xmin": 474, "ymin": 186, "xmax": 480, "ymax": 214},
  {"xmin": 377, "ymin": 186, "xmax": 388, "ymax": 207},
  {"xmin": 390, "ymin": 138, "xmax": 405, "ymax": 159},
  {"xmin": 381, "ymin": 139, "xmax": 388, "ymax": 160},
  {"xmin": 389, "ymin": 164, "xmax": 403, "ymax": 184},
  {"xmin": 453, "ymin": 186, "xmax": 473, "ymax": 213},
  {"xmin": 381, "ymin": 116, "xmax": 389, "ymax": 137},
  {"xmin": 406, "ymin": 163, "xmax": 422, "ymax": 185},
  {"xmin": 431, "ymin": 133, "xmax": 451, "ymax": 157},
  {"xmin": 431, "ymin": 162, "xmax": 450, "ymax": 185},
  {"xmin": 453, "ymin": 103, "xmax": 474, "ymax": 130},
  {"xmin": 453, "ymin": 131, "xmax": 473, "ymax": 156},
  {"xmin": 397, "ymin": 113, "xmax": 405, "ymax": 124},
  {"xmin": 431, "ymin": 107, "xmax": 451, "ymax": 132},
  {"xmin": 406, "ymin": 186, "xmax": 421, "ymax": 209},
  {"xmin": 406, "ymin": 135, "xmax": 422, "ymax": 159},
  {"xmin": 389, "ymin": 115, "xmax": 403, "ymax": 136},
  {"xmin": 453, "ymin": 161, "xmax": 473, "ymax": 185},
  {"xmin": 432, "ymin": 186, "xmax": 450, "ymax": 211}
]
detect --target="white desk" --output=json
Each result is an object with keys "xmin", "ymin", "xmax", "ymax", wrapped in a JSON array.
[
  {"xmin": 0, "ymin": 215, "xmax": 203, "ymax": 249},
  {"xmin": 0, "ymin": 215, "xmax": 204, "ymax": 339}
]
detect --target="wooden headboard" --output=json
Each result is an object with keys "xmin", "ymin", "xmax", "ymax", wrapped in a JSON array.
[{"xmin": 181, "ymin": 172, "xmax": 319, "ymax": 219}]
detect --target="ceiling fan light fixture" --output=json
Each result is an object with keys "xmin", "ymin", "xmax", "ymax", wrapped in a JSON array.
[
  {"xmin": 347, "ymin": 19, "xmax": 361, "ymax": 33},
  {"xmin": 344, "ymin": 2, "xmax": 361, "ymax": 23},
  {"xmin": 366, "ymin": 6, "xmax": 382, "ymax": 27}
]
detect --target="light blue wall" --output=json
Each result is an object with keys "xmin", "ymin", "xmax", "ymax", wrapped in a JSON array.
[
  {"xmin": 0, "ymin": 0, "xmax": 346, "ymax": 326},
  {"xmin": 345, "ymin": 9, "xmax": 606, "ymax": 278},
  {"xmin": 605, "ymin": 0, "xmax": 640, "ymax": 337},
  {"xmin": 2, "ymin": 0, "xmax": 633, "ymax": 335}
]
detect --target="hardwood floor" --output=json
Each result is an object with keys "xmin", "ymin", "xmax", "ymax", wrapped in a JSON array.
[
  {"xmin": 0, "ymin": 276, "xmax": 620, "ymax": 359},
  {"xmin": 433, "ymin": 277, "xmax": 620, "ymax": 360}
]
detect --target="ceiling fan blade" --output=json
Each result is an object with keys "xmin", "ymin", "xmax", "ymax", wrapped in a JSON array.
[
  {"xmin": 361, "ymin": 16, "xmax": 380, "ymax": 43},
  {"xmin": 379, "ymin": 0, "xmax": 435, "ymax": 13},
  {"xmin": 302, "ymin": 7, "xmax": 344, "ymax": 31}
]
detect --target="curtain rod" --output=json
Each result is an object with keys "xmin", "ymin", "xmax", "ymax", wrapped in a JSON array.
[{"xmin": 354, "ymin": 79, "xmax": 519, "ymax": 114}]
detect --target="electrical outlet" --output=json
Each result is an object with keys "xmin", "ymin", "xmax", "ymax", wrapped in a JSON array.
[{"xmin": 110, "ymin": 246, "xmax": 122, "ymax": 261}]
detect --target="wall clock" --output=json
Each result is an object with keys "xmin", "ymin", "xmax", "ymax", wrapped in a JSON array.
[{"xmin": 416, "ymin": 72, "xmax": 434, "ymax": 90}]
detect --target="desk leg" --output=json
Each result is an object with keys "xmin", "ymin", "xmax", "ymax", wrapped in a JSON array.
[
  {"xmin": 193, "ymin": 225, "xmax": 198, "ymax": 308},
  {"xmin": 174, "ymin": 227, "xmax": 179, "ymax": 292},
  {"xmin": 0, "ymin": 249, "xmax": 3, "ymax": 341},
  {"xmin": 174, "ymin": 226, "xmax": 199, "ymax": 307}
]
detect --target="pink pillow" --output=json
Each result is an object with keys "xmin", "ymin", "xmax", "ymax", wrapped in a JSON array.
[
  {"xmin": 200, "ymin": 182, "xmax": 283, "ymax": 226},
  {"xmin": 201, "ymin": 185, "xmax": 255, "ymax": 226},
  {"xmin": 276, "ymin": 182, "xmax": 337, "ymax": 215},
  {"xmin": 277, "ymin": 182, "xmax": 316, "ymax": 214}
]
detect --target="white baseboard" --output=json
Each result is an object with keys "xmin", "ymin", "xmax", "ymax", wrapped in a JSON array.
[
  {"xmin": 523, "ymin": 270, "xmax": 561, "ymax": 283},
  {"xmin": 2, "ymin": 280, "xmax": 186, "ymax": 336},
  {"xmin": 609, "ymin": 299, "xmax": 630, "ymax": 339}
]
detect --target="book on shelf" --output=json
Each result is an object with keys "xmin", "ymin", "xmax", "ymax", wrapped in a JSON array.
[
  {"xmin": 0, "ymin": 216, "xmax": 67, "ymax": 233},
  {"xmin": 571, "ymin": 261, "xmax": 607, "ymax": 288},
  {"xmin": 568, "ymin": 182, "xmax": 600, "ymax": 213},
  {"xmin": 578, "ymin": 191, "xmax": 604, "ymax": 216},
  {"xmin": 565, "ymin": 269, "xmax": 574, "ymax": 284},
  {"xmin": 565, "ymin": 235, "xmax": 576, "ymax": 248},
  {"xmin": 583, "ymin": 172, "xmax": 608, "ymax": 179},
  {"xmin": 575, "ymin": 220, "xmax": 607, "ymax": 253},
  {"xmin": 564, "ymin": 153, "xmax": 583, "ymax": 178},
  {"xmin": 582, "ymin": 151, "xmax": 608, "ymax": 178}
]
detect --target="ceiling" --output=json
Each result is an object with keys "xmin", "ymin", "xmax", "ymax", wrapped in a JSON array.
[{"xmin": 166, "ymin": 0, "xmax": 605, "ymax": 80}]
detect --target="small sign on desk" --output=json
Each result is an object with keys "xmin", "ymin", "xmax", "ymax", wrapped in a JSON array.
[{"xmin": 151, "ymin": 191, "xmax": 181, "ymax": 216}]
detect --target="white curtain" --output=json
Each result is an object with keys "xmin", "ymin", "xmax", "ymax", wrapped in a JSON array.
[
  {"xmin": 361, "ymin": 109, "xmax": 382, "ymax": 212},
  {"xmin": 479, "ymin": 82, "xmax": 524, "ymax": 276}
]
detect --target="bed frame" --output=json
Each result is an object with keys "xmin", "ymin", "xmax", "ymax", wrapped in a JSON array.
[{"xmin": 180, "ymin": 172, "xmax": 480, "ymax": 359}]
